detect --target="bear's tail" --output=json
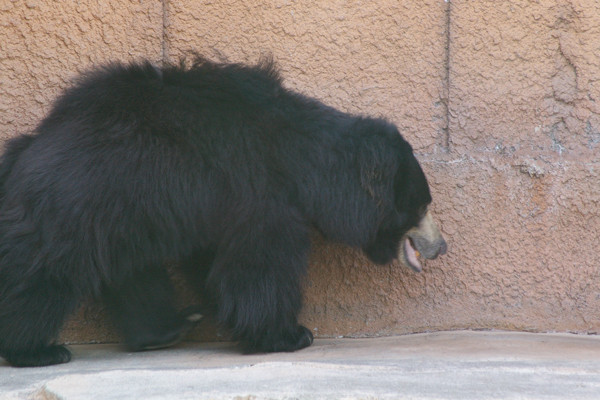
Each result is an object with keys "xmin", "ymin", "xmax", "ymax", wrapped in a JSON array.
[{"xmin": 0, "ymin": 134, "xmax": 35, "ymax": 202}]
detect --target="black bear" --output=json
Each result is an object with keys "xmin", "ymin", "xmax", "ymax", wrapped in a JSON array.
[{"xmin": 0, "ymin": 57, "xmax": 446, "ymax": 367}]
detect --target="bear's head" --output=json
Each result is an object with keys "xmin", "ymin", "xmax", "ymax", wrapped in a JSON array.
[{"xmin": 361, "ymin": 126, "xmax": 447, "ymax": 271}]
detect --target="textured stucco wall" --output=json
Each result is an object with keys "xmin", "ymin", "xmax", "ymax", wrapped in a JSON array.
[
  {"xmin": 439, "ymin": 0, "xmax": 600, "ymax": 334},
  {"xmin": 0, "ymin": 0, "xmax": 599, "ymax": 344},
  {"xmin": 0, "ymin": 0, "xmax": 163, "ymax": 139}
]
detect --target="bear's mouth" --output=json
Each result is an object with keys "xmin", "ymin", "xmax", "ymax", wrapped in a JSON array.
[
  {"xmin": 403, "ymin": 237, "xmax": 422, "ymax": 272},
  {"xmin": 398, "ymin": 211, "xmax": 447, "ymax": 272}
]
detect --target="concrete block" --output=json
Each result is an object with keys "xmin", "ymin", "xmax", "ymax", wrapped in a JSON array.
[
  {"xmin": 0, "ymin": 1, "xmax": 163, "ymax": 139},
  {"xmin": 449, "ymin": 0, "xmax": 600, "ymax": 160}
]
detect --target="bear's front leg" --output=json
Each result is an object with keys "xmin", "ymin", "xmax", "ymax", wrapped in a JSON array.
[
  {"xmin": 244, "ymin": 324, "xmax": 314, "ymax": 353},
  {"xmin": 207, "ymin": 208, "xmax": 313, "ymax": 353}
]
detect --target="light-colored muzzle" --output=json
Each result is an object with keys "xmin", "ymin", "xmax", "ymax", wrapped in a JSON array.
[{"xmin": 398, "ymin": 211, "xmax": 447, "ymax": 272}]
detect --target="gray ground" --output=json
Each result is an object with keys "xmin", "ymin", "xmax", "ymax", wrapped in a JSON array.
[{"xmin": 2, "ymin": 331, "xmax": 600, "ymax": 399}]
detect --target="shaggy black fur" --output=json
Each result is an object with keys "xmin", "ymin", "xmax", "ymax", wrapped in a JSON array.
[{"xmin": 0, "ymin": 58, "xmax": 432, "ymax": 367}]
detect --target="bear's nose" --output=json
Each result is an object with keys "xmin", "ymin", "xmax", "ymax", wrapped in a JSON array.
[{"xmin": 438, "ymin": 238, "xmax": 447, "ymax": 256}]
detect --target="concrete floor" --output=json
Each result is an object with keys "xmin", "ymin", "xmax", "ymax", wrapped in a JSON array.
[{"xmin": 2, "ymin": 330, "xmax": 600, "ymax": 399}]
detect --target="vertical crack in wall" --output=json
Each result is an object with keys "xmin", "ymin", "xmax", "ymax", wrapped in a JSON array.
[
  {"xmin": 161, "ymin": 0, "xmax": 169, "ymax": 65},
  {"xmin": 442, "ymin": 0, "xmax": 452, "ymax": 152}
]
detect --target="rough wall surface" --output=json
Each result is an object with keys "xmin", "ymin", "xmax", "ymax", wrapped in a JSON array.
[
  {"xmin": 0, "ymin": 0, "xmax": 163, "ymax": 139},
  {"xmin": 0, "ymin": 0, "xmax": 598, "ymax": 344},
  {"xmin": 441, "ymin": 0, "xmax": 600, "ymax": 334}
]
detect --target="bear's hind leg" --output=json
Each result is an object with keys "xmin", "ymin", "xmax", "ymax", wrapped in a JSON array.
[
  {"xmin": 102, "ymin": 266, "xmax": 200, "ymax": 351},
  {"xmin": 0, "ymin": 274, "xmax": 77, "ymax": 367}
]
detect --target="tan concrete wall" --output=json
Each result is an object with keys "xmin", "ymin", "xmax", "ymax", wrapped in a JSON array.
[{"xmin": 0, "ymin": 0, "xmax": 599, "ymax": 343}]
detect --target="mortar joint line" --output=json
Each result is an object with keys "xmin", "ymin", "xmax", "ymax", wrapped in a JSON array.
[
  {"xmin": 443, "ymin": 0, "xmax": 452, "ymax": 152},
  {"xmin": 161, "ymin": 0, "xmax": 169, "ymax": 66}
]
